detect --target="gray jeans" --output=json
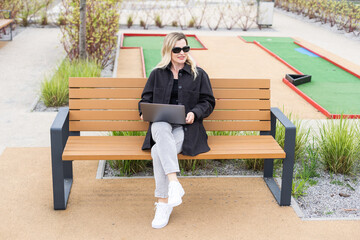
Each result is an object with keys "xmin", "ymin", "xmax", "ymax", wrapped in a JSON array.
[{"xmin": 151, "ymin": 122, "xmax": 184, "ymax": 198}]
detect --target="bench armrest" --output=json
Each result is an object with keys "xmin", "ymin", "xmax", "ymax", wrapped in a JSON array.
[
  {"xmin": 50, "ymin": 107, "xmax": 70, "ymax": 150},
  {"xmin": 270, "ymin": 107, "xmax": 296, "ymax": 158},
  {"xmin": 0, "ymin": 10, "xmax": 12, "ymax": 19},
  {"xmin": 270, "ymin": 107, "xmax": 296, "ymax": 131}
]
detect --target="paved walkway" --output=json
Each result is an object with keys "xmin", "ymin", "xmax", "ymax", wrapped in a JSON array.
[{"xmin": 0, "ymin": 28, "xmax": 65, "ymax": 155}]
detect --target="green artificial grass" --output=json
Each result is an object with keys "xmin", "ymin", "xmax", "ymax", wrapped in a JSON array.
[
  {"xmin": 241, "ymin": 36, "xmax": 360, "ymax": 115},
  {"xmin": 123, "ymin": 36, "xmax": 204, "ymax": 77}
]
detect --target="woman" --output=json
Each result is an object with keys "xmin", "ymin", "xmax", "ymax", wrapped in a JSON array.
[{"xmin": 139, "ymin": 32, "xmax": 215, "ymax": 229}]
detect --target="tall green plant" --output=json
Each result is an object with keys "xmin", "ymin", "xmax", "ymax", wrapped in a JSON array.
[
  {"xmin": 297, "ymin": 139, "xmax": 320, "ymax": 179},
  {"xmin": 275, "ymin": 114, "xmax": 310, "ymax": 162},
  {"xmin": 41, "ymin": 59, "xmax": 101, "ymax": 107},
  {"xmin": 60, "ymin": 0, "xmax": 120, "ymax": 68},
  {"xmin": 317, "ymin": 117, "xmax": 359, "ymax": 174}
]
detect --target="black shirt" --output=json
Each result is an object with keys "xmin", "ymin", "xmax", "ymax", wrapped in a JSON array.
[{"xmin": 169, "ymin": 79, "xmax": 178, "ymax": 105}]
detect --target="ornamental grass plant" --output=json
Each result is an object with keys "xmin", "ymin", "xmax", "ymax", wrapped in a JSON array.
[
  {"xmin": 41, "ymin": 59, "xmax": 101, "ymax": 107},
  {"xmin": 317, "ymin": 117, "xmax": 359, "ymax": 174},
  {"xmin": 275, "ymin": 114, "xmax": 310, "ymax": 162},
  {"xmin": 108, "ymin": 131, "xmax": 149, "ymax": 176}
]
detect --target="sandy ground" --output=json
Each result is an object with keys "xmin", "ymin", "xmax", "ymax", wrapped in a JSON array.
[{"xmin": 1, "ymin": 147, "xmax": 360, "ymax": 240}]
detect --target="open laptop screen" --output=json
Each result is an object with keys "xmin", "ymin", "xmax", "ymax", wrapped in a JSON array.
[{"xmin": 140, "ymin": 103, "xmax": 186, "ymax": 125}]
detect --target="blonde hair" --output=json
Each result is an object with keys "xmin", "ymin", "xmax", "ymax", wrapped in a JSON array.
[{"xmin": 155, "ymin": 32, "xmax": 198, "ymax": 79}]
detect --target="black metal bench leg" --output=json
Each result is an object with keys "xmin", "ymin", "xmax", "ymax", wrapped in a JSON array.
[
  {"xmin": 51, "ymin": 142, "xmax": 72, "ymax": 210},
  {"xmin": 261, "ymin": 111, "xmax": 296, "ymax": 206},
  {"xmin": 279, "ymin": 127, "xmax": 295, "ymax": 206},
  {"xmin": 51, "ymin": 130, "xmax": 79, "ymax": 210},
  {"xmin": 263, "ymin": 160, "xmax": 274, "ymax": 178}
]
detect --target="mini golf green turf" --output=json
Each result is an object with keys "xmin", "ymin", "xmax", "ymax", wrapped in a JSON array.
[
  {"xmin": 123, "ymin": 36, "xmax": 204, "ymax": 77},
  {"xmin": 242, "ymin": 36, "xmax": 360, "ymax": 115}
]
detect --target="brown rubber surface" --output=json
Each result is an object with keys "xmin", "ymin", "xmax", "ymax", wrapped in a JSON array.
[
  {"xmin": 1, "ymin": 147, "xmax": 360, "ymax": 239},
  {"xmin": 116, "ymin": 48, "xmax": 145, "ymax": 78}
]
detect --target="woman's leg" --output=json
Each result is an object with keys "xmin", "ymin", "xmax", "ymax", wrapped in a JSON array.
[
  {"xmin": 151, "ymin": 122, "xmax": 184, "ymax": 201},
  {"xmin": 167, "ymin": 125, "xmax": 184, "ymax": 182}
]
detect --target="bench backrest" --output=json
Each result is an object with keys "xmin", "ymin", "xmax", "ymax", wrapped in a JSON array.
[{"xmin": 68, "ymin": 78, "xmax": 271, "ymax": 132}]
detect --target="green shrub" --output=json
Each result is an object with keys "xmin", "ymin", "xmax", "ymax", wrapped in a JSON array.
[
  {"xmin": 18, "ymin": 0, "xmax": 52, "ymax": 26},
  {"xmin": 155, "ymin": 15, "xmax": 163, "ymax": 28},
  {"xmin": 317, "ymin": 117, "xmax": 359, "ymax": 174},
  {"xmin": 41, "ymin": 59, "xmax": 101, "ymax": 107},
  {"xmin": 275, "ymin": 0, "xmax": 360, "ymax": 34},
  {"xmin": 0, "ymin": 0, "xmax": 23, "ymax": 21},
  {"xmin": 172, "ymin": 21, "xmax": 178, "ymax": 27},
  {"xmin": 127, "ymin": 15, "xmax": 133, "ymax": 28},
  {"xmin": 60, "ymin": 0, "xmax": 120, "ymax": 68},
  {"xmin": 296, "ymin": 139, "xmax": 320, "ymax": 179},
  {"xmin": 179, "ymin": 159, "xmax": 206, "ymax": 173},
  {"xmin": 188, "ymin": 19, "xmax": 195, "ymax": 28},
  {"xmin": 40, "ymin": 10, "xmax": 47, "ymax": 25},
  {"xmin": 108, "ymin": 159, "xmax": 148, "ymax": 176},
  {"xmin": 140, "ymin": 19, "xmax": 147, "ymax": 29},
  {"xmin": 292, "ymin": 177, "xmax": 308, "ymax": 199},
  {"xmin": 275, "ymin": 114, "xmax": 310, "ymax": 162}
]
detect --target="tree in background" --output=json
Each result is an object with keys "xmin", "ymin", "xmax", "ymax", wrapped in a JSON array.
[
  {"xmin": 79, "ymin": 0, "xmax": 86, "ymax": 59},
  {"xmin": 60, "ymin": 0, "xmax": 120, "ymax": 68}
]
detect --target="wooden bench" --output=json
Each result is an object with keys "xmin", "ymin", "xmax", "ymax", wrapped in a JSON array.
[
  {"xmin": 0, "ymin": 10, "xmax": 14, "ymax": 41},
  {"xmin": 50, "ymin": 77, "xmax": 296, "ymax": 210}
]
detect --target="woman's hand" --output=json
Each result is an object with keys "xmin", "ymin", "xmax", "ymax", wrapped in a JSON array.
[
  {"xmin": 186, "ymin": 112, "xmax": 195, "ymax": 124},
  {"xmin": 140, "ymin": 114, "xmax": 143, "ymax": 120}
]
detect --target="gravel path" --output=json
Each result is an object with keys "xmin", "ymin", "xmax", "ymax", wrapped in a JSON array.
[{"xmin": 295, "ymin": 171, "xmax": 360, "ymax": 219}]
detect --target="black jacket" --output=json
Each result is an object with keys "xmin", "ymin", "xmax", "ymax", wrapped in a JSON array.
[{"xmin": 138, "ymin": 63, "xmax": 215, "ymax": 156}]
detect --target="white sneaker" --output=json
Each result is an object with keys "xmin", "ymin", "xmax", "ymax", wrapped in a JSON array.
[
  {"xmin": 152, "ymin": 202, "xmax": 173, "ymax": 229},
  {"xmin": 168, "ymin": 181, "xmax": 185, "ymax": 207}
]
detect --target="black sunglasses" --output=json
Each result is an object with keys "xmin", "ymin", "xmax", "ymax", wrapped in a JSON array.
[{"xmin": 172, "ymin": 46, "xmax": 190, "ymax": 54}]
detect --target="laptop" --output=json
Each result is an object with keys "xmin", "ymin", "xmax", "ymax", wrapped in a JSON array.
[{"xmin": 140, "ymin": 103, "xmax": 186, "ymax": 125}]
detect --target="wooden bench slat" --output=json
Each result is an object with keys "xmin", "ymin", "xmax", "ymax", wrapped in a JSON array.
[
  {"xmin": 69, "ymin": 77, "xmax": 147, "ymax": 88},
  {"xmin": 69, "ymin": 110, "xmax": 270, "ymax": 121},
  {"xmin": 69, "ymin": 88, "xmax": 143, "ymax": 99},
  {"xmin": 69, "ymin": 77, "xmax": 270, "ymax": 89},
  {"xmin": 214, "ymin": 89, "xmax": 270, "ymax": 99},
  {"xmin": 69, "ymin": 120, "xmax": 270, "ymax": 131},
  {"xmin": 210, "ymin": 78, "xmax": 270, "ymax": 89},
  {"xmin": 69, "ymin": 99, "xmax": 270, "ymax": 110},
  {"xmin": 69, "ymin": 121, "xmax": 148, "ymax": 131},
  {"xmin": 69, "ymin": 110, "xmax": 141, "ymax": 120},
  {"xmin": 69, "ymin": 88, "xmax": 270, "ymax": 99},
  {"xmin": 63, "ymin": 135, "xmax": 285, "ymax": 160},
  {"xmin": 69, "ymin": 99, "xmax": 140, "ymax": 110},
  {"xmin": 215, "ymin": 100, "xmax": 270, "ymax": 110},
  {"xmin": 204, "ymin": 121, "xmax": 270, "ymax": 131}
]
